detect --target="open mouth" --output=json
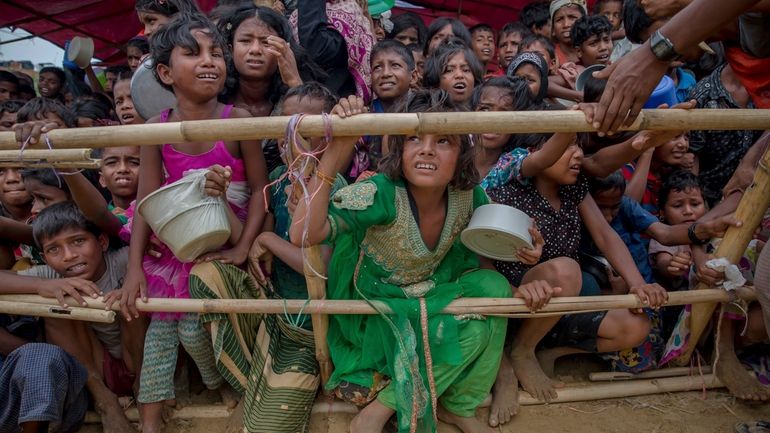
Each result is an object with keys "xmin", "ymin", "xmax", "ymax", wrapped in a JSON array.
[
  {"xmin": 114, "ymin": 177, "xmax": 134, "ymax": 186},
  {"xmin": 245, "ymin": 59, "xmax": 265, "ymax": 68},
  {"xmin": 596, "ymin": 54, "xmax": 610, "ymax": 63},
  {"xmin": 120, "ymin": 113, "xmax": 135, "ymax": 122},
  {"xmin": 415, "ymin": 162, "xmax": 437, "ymax": 171},
  {"xmin": 481, "ymin": 48, "xmax": 492, "ymax": 56},
  {"xmin": 378, "ymin": 81, "xmax": 397, "ymax": 90},
  {"xmin": 66, "ymin": 263, "xmax": 87, "ymax": 274},
  {"xmin": 452, "ymin": 82, "xmax": 467, "ymax": 92},
  {"xmin": 196, "ymin": 73, "xmax": 219, "ymax": 81},
  {"xmin": 569, "ymin": 163, "xmax": 581, "ymax": 172}
]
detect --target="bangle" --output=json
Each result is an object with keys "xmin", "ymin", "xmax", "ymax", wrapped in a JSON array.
[
  {"xmin": 688, "ymin": 223, "xmax": 708, "ymax": 245},
  {"xmin": 315, "ymin": 169, "xmax": 336, "ymax": 187}
]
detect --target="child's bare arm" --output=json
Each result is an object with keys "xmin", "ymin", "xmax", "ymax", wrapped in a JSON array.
[
  {"xmin": 520, "ymin": 132, "xmax": 576, "ymax": 178},
  {"xmin": 0, "ymin": 217, "xmax": 33, "ymax": 244},
  {"xmin": 624, "ymin": 149, "xmax": 652, "ymax": 202},
  {"xmin": 645, "ymin": 216, "xmax": 742, "ymax": 246},
  {"xmin": 547, "ymin": 77, "xmax": 583, "ymax": 103},
  {"xmin": 257, "ymin": 232, "xmax": 305, "ymax": 273},
  {"xmin": 582, "ymin": 130, "xmax": 684, "ymax": 178},
  {"xmin": 61, "ymin": 171, "xmax": 124, "ymax": 238}
]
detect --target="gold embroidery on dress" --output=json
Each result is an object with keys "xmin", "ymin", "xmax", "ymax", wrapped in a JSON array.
[
  {"xmin": 331, "ymin": 181, "xmax": 377, "ymax": 210},
  {"xmin": 401, "ymin": 280, "xmax": 435, "ymax": 298},
  {"xmin": 360, "ymin": 186, "xmax": 474, "ymax": 285},
  {"xmin": 454, "ymin": 314, "xmax": 487, "ymax": 321}
]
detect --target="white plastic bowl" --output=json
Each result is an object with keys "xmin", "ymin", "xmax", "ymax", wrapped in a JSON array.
[
  {"xmin": 461, "ymin": 203, "xmax": 533, "ymax": 262},
  {"xmin": 131, "ymin": 57, "xmax": 177, "ymax": 120},
  {"xmin": 67, "ymin": 36, "xmax": 94, "ymax": 69}
]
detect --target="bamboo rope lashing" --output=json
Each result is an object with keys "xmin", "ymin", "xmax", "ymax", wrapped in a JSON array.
[
  {"xmin": 671, "ymin": 145, "xmax": 770, "ymax": 366},
  {"xmin": 0, "ymin": 287, "xmax": 754, "ymax": 316},
  {"xmin": 1, "ymin": 109, "xmax": 769, "ymax": 150},
  {"xmin": 0, "ymin": 300, "xmax": 115, "ymax": 323}
]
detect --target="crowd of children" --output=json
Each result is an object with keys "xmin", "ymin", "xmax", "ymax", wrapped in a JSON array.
[{"xmin": 1, "ymin": 0, "xmax": 769, "ymax": 433}]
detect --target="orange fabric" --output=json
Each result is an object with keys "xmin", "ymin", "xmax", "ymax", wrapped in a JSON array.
[{"xmin": 725, "ymin": 46, "xmax": 770, "ymax": 109}]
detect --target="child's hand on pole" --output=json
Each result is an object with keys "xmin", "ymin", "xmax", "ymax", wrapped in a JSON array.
[
  {"xmin": 39, "ymin": 277, "xmax": 101, "ymax": 308},
  {"xmin": 13, "ymin": 121, "xmax": 61, "ymax": 146},
  {"xmin": 514, "ymin": 280, "xmax": 562, "ymax": 312}
]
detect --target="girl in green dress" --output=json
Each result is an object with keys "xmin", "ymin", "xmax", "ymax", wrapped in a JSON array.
[{"xmin": 291, "ymin": 89, "xmax": 528, "ymax": 433}]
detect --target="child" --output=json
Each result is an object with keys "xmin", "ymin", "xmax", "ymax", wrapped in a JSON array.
[
  {"xmin": 370, "ymin": 39, "xmax": 415, "ymax": 113},
  {"xmin": 37, "ymin": 67, "xmax": 66, "ymax": 102},
  {"xmin": 12, "ymin": 72, "xmax": 36, "ymax": 102},
  {"xmin": 103, "ymin": 65, "xmax": 131, "ymax": 96},
  {"xmin": 134, "ymin": 0, "xmax": 200, "ymax": 37},
  {"xmin": 549, "ymin": 0, "xmax": 587, "ymax": 65},
  {"xmin": 486, "ymin": 130, "xmax": 667, "ymax": 403},
  {"xmin": 126, "ymin": 36, "xmax": 150, "ymax": 73},
  {"xmin": 469, "ymin": 24, "xmax": 496, "ymax": 71},
  {"xmin": 387, "ymin": 12, "xmax": 426, "ymax": 47},
  {"xmin": 71, "ymin": 96, "xmax": 115, "ymax": 127},
  {"xmin": 520, "ymin": 34, "xmax": 558, "ymax": 75},
  {"xmin": 0, "ymin": 71, "xmax": 19, "ymax": 102},
  {"xmin": 507, "ymin": 52, "xmax": 550, "ymax": 103},
  {"xmin": 188, "ymin": 82, "xmax": 345, "ymax": 433},
  {"xmin": 1, "ymin": 202, "xmax": 143, "ymax": 433},
  {"xmin": 118, "ymin": 14, "xmax": 267, "ymax": 433},
  {"xmin": 113, "ymin": 77, "xmax": 144, "ymax": 126},
  {"xmin": 407, "ymin": 43, "xmax": 425, "ymax": 86},
  {"xmin": 570, "ymin": 15, "xmax": 613, "ymax": 67},
  {"xmin": 290, "ymin": 89, "xmax": 516, "ymax": 433},
  {"xmin": 594, "ymin": 0, "xmax": 622, "ymax": 36},
  {"xmin": 423, "ymin": 42, "xmax": 483, "ymax": 105},
  {"xmin": 424, "ymin": 17, "xmax": 472, "ymax": 56},
  {"xmin": 0, "ymin": 99, "xmax": 23, "ymax": 132},
  {"xmin": 520, "ymin": 1, "xmax": 552, "ymax": 38},
  {"xmin": 496, "ymin": 22, "xmax": 531, "ymax": 75}
]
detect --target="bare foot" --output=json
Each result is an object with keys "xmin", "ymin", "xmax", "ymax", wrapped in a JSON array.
[
  {"xmin": 536, "ymin": 346, "xmax": 585, "ymax": 377},
  {"xmin": 511, "ymin": 347, "xmax": 563, "ymax": 403},
  {"xmin": 350, "ymin": 399, "xmax": 394, "ymax": 433},
  {"xmin": 218, "ymin": 382, "xmax": 240, "ymax": 409},
  {"xmin": 97, "ymin": 395, "xmax": 137, "ymax": 433},
  {"xmin": 488, "ymin": 354, "xmax": 518, "ymax": 427},
  {"xmin": 715, "ymin": 343, "xmax": 770, "ymax": 401},
  {"xmin": 437, "ymin": 404, "xmax": 495, "ymax": 433}
]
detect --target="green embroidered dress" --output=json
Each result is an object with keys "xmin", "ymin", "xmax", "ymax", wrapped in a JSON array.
[{"xmin": 325, "ymin": 174, "xmax": 510, "ymax": 432}]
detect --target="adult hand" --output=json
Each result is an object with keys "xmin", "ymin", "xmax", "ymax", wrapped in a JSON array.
[
  {"xmin": 514, "ymin": 280, "xmax": 562, "ymax": 312},
  {"xmin": 204, "ymin": 165, "xmax": 232, "ymax": 198},
  {"xmin": 667, "ymin": 250, "xmax": 692, "ymax": 277},
  {"xmin": 38, "ymin": 278, "xmax": 101, "ymax": 307},
  {"xmin": 629, "ymin": 282, "xmax": 668, "ymax": 308},
  {"xmin": 592, "ymin": 46, "xmax": 670, "ymax": 134},
  {"xmin": 13, "ymin": 121, "xmax": 60, "ymax": 146},
  {"xmin": 640, "ymin": 0, "xmax": 690, "ymax": 20},
  {"xmin": 265, "ymin": 36, "xmax": 302, "ymax": 88},
  {"xmin": 629, "ymin": 100, "xmax": 697, "ymax": 150},
  {"xmin": 696, "ymin": 215, "xmax": 743, "ymax": 240},
  {"xmin": 119, "ymin": 267, "xmax": 147, "ymax": 320},
  {"xmin": 517, "ymin": 225, "xmax": 544, "ymax": 265}
]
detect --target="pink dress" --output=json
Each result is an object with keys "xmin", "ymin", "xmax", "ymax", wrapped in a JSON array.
[{"xmin": 121, "ymin": 105, "xmax": 251, "ymax": 320}]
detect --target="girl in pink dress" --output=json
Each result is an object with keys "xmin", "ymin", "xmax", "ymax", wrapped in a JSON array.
[{"xmin": 117, "ymin": 14, "xmax": 268, "ymax": 433}]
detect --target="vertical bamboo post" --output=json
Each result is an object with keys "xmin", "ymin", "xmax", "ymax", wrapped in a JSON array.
[
  {"xmin": 672, "ymin": 146, "xmax": 770, "ymax": 365},
  {"xmin": 287, "ymin": 130, "xmax": 333, "ymax": 386}
]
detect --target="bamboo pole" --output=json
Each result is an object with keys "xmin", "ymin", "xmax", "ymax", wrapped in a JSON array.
[
  {"xmin": 0, "ymin": 287, "xmax": 754, "ymax": 317},
  {"xmin": 0, "ymin": 160, "xmax": 100, "ymax": 169},
  {"xmin": 0, "ymin": 300, "xmax": 115, "ymax": 323},
  {"xmin": 589, "ymin": 366, "xmax": 712, "ymax": 382},
  {"xmin": 671, "ymin": 146, "xmax": 770, "ymax": 366},
  {"xmin": 1, "ymin": 109, "xmax": 768, "ymax": 150},
  {"xmin": 0, "ymin": 148, "xmax": 93, "ymax": 161}
]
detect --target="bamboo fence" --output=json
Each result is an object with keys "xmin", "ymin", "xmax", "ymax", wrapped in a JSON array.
[{"xmin": 0, "ymin": 148, "xmax": 100, "ymax": 168}]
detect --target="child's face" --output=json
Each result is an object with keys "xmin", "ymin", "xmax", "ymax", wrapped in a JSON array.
[
  {"xmin": 232, "ymin": 18, "xmax": 280, "ymax": 81},
  {"xmin": 157, "ymin": 29, "xmax": 227, "ymax": 99},
  {"xmin": 23, "ymin": 178, "xmax": 70, "ymax": 217},
  {"xmin": 99, "ymin": 146, "xmax": 140, "ymax": 201},
  {"xmin": 471, "ymin": 29, "xmax": 495, "ymax": 64},
  {"xmin": 0, "ymin": 111, "xmax": 16, "ymax": 131},
  {"xmin": 653, "ymin": 133, "xmax": 689, "ymax": 167},
  {"xmin": 497, "ymin": 32, "xmax": 523, "ymax": 70},
  {"xmin": 34, "ymin": 112, "xmax": 68, "ymax": 129},
  {"xmin": 412, "ymin": 50, "xmax": 425, "ymax": 81},
  {"xmin": 439, "ymin": 52, "xmax": 474, "ymax": 104},
  {"xmin": 523, "ymin": 43, "xmax": 557, "ymax": 73},
  {"xmin": 578, "ymin": 33, "xmax": 612, "ymax": 66},
  {"xmin": 394, "ymin": 27, "xmax": 420, "ymax": 46},
  {"xmin": 0, "ymin": 167, "xmax": 31, "ymax": 209},
  {"xmin": 598, "ymin": 1, "xmax": 623, "ymax": 31},
  {"xmin": 104, "ymin": 72, "xmax": 119, "ymax": 94},
  {"xmin": 127, "ymin": 46, "xmax": 145, "ymax": 72},
  {"xmin": 592, "ymin": 187, "xmax": 623, "ymax": 224},
  {"xmin": 533, "ymin": 22, "xmax": 552, "ymax": 39},
  {"xmin": 541, "ymin": 143, "xmax": 583, "ymax": 185},
  {"xmin": 278, "ymin": 95, "xmax": 327, "ymax": 157},
  {"xmin": 372, "ymin": 18, "xmax": 387, "ymax": 42},
  {"xmin": 40, "ymin": 227, "xmax": 108, "ymax": 281},
  {"xmin": 514, "ymin": 63, "xmax": 542, "ymax": 98},
  {"xmin": 0, "ymin": 80, "xmax": 18, "ymax": 102},
  {"xmin": 428, "ymin": 24, "xmax": 454, "ymax": 55},
  {"xmin": 113, "ymin": 80, "xmax": 143, "ymax": 125},
  {"xmin": 663, "ymin": 187, "xmax": 706, "ymax": 224},
  {"xmin": 38, "ymin": 72, "xmax": 62, "ymax": 99},
  {"xmin": 138, "ymin": 10, "xmax": 170, "ymax": 37},
  {"xmin": 475, "ymin": 86, "xmax": 513, "ymax": 152},
  {"xmin": 552, "ymin": 5, "xmax": 583, "ymax": 45},
  {"xmin": 401, "ymin": 134, "xmax": 460, "ymax": 190},
  {"xmin": 371, "ymin": 50, "xmax": 413, "ymax": 103}
]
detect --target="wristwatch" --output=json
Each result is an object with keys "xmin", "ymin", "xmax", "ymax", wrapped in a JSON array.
[
  {"xmin": 688, "ymin": 223, "xmax": 709, "ymax": 246},
  {"xmin": 649, "ymin": 30, "xmax": 682, "ymax": 62}
]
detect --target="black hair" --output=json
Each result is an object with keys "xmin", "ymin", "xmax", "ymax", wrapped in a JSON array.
[
  {"xmin": 520, "ymin": 1, "xmax": 550, "ymax": 32},
  {"xmin": 659, "ymin": 170, "xmax": 703, "ymax": 209},
  {"xmin": 371, "ymin": 39, "xmax": 416, "ymax": 71},
  {"xmin": 17, "ymin": 97, "xmax": 77, "ymax": 127},
  {"xmin": 507, "ymin": 51, "xmax": 549, "ymax": 101},
  {"xmin": 469, "ymin": 23, "xmax": 494, "ymax": 37},
  {"xmin": 589, "ymin": 170, "xmax": 626, "ymax": 194},
  {"xmin": 623, "ymin": 0, "xmax": 653, "ymax": 44},
  {"xmin": 424, "ymin": 17, "xmax": 472, "ymax": 55},
  {"xmin": 594, "ymin": 0, "xmax": 624, "ymax": 14},
  {"xmin": 150, "ymin": 13, "xmax": 230, "ymax": 93},
  {"xmin": 583, "ymin": 75, "xmax": 608, "ymax": 103},
  {"xmin": 72, "ymin": 96, "xmax": 114, "ymax": 122},
  {"xmin": 388, "ymin": 12, "xmax": 427, "ymax": 48},
  {"xmin": 471, "ymin": 76, "xmax": 538, "ymax": 152},
  {"xmin": 499, "ymin": 21, "xmax": 531, "ymax": 42},
  {"xmin": 21, "ymin": 169, "xmax": 71, "ymax": 196},
  {"xmin": 135, "ymin": 0, "xmax": 200, "ymax": 16},
  {"xmin": 218, "ymin": 4, "xmax": 327, "ymax": 104},
  {"xmin": 106, "ymin": 65, "xmax": 131, "ymax": 77},
  {"xmin": 0, "ymin": 70, "xmax": 20, "ymax": 87},
  {"xmin": 0, "ymin": 99, "xmax": 25, "ymax": 116},
  {"xmin": 380, "ymin": 88, "xmax": 479, "ymax": 190},
  {"xmin": 126, "ymin": 36, "xmax": 150, "ymax": 54},
  {"xmin": 520, "ymin": 34, "xmax": 556, "ymax": 61},
  {"xmin": 280, "ymin": 81, "xmax": 338, "ymax": 113},
  {"xmin": 570, "ymin": 15, "xmax": 613, "ymax": 48},
  {"xmin": 31, "ymin": 201, "xmax": 101, "ymax": 249},
  {"xmin": 422, "ymin": 41, "xmax": 483, "ymax": 96},
  {"xmin": 38, "ymin": 67, "xmax": 66, "ymax": 97}
]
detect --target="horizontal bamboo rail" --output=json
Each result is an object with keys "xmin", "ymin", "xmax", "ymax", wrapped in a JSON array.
[
  {"xmin": 0, "ymin": 161, "xmax": 100, "ymax": 169},
  {"xmin": 0, "ymin": 148, "xmax": 93, "ymax": 161},
  {"xmin": 0, "ymin": 300, "xmax": 115, "ymax": 323},
  {"xmin": 0, "ymin": 287, "xmax": 754, "ymax": 317},
  {"xmin": 1, "ymin": 109, "xmax": 768, "ymax": 150}
]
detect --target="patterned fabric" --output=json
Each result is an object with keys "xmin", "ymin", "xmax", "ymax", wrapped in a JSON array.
[
  {"xmin": 480, "ymin": 147, "xmax": 529, "ymax": 191},
  {"xmin": 621, "ymin": 162, "xmax": 661, "ymax": 215},
  {"xmin": 189, "ymin": 262, "xmax": 320, "ymax": 433},
  {"xmin": 0, "ymin": 343, "xmax": 88, "ymax": 433},
  {"xmin": 138, "ymin": 313, "xmax": 224, "ymax": 403}
]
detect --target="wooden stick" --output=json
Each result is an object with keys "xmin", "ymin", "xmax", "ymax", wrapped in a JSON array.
[
  {"xmin": 0, "ymin": 160, "xmax": 100, "ymax": 169},
  {"xmin": 589, "ymin": 366, "xmax": 712, "ymax": 382},
  {"xmin": 671, "ymin": 146, "xmax": 770, "ymax": 366},
  {"xmin": 0, "ymin": 148, "xmax": 93, "ymax": 161},
  {"xmin": 0, "ymin": 300, "xmax": 115, "ymax": 323},
  {"xmin": 0, "ymin": 287, "xmax": 754, "ymax": 317},
  {"xmin": 1, "ymin": 109, "xmax": 768, "ymax": 150}
]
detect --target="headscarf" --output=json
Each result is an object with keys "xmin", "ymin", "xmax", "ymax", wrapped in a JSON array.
[
  {"xmin": 549, "ymin": 0, "xmax": 587, "ymax": 22},
  {"xmin": 507, "ymin": 51, "xmax": 549, "ymax": 101}
]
